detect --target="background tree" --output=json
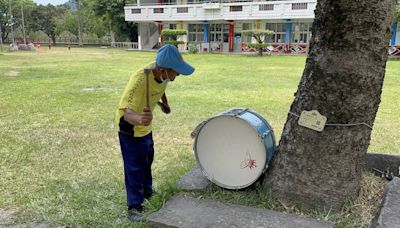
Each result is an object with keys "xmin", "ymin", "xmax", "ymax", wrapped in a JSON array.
[
  {"xmin": 242, "ymin": 29, "xmax": 273, "ymax": 56},
  {"xmin": 76, "ymin": 0, "xmax": 82, "ymax": 45},
  {"xmin": 0, "ymin": 0, "xmax": 9, "ymax": 42},
  {"xmin": 0, "ymin": 0, "xmax": 35, "ymax": 42},
  {"xmin": 265, "ymin": 0, "xmax": 396, "ymax": 211},
  {"xmin": 30, "ymin": 4, "xmax": 66, "ymax": 45},
  {"xmin": 55, "ymin": 1, "xmax": 106, "ymax": 44},
  {"xmin": 92, "ymin": 0, "xmax": 137, "ymax": 42}
]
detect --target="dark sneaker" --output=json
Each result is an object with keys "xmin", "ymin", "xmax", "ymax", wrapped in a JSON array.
[{"xmin": 127, "ymin": 205, "xmax": 145, "ymax": 222}]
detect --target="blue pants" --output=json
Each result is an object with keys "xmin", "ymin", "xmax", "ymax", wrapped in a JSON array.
[{"xmin": 118, "ymin": 132, "xmax": 154, "ymax": 208}]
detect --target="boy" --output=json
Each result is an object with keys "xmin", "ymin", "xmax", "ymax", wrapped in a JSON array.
[{"xmin": 115, "ymin": 45, "xmax": 195, "ymax": 221}]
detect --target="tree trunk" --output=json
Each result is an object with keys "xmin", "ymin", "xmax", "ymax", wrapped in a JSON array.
[
  {"xmin": 51, "ymin": 35, "xmax": 56, "ymax": 46},
  {"xmin": 110, "ymin": 31, "xmax": 115, "ymax": 44},
  {"xmin": 265, "ymin": 0, "xmax": 396, "ymax": 210},
  {"xmin": 258, "ymin": 45, "xmax": 263, "ymax": 56},
  {"xmin": 76, "ymin": 0, "xmax": 83, "ymax": 46}
]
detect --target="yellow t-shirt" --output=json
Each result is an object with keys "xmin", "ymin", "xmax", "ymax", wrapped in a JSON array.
[{"xmin": 115, "ymin": 62, "xmax": 167, "ymax": 137}]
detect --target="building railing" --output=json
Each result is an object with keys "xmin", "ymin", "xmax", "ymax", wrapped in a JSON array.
[
  {"xmin": 111, "ymin": 42, "xmax": 139, "ymax": 49},
  {"xmin": 125, "ymin": 0, "xmax": 317, "ymax": 21},
  {"xmin": 2, "ymin": 38, "xmax": 111, "ymax": 45},
  {"xmin": 389, "ymin": 46, "xmax": 400, "ymax": 57},
  {"xmin": 240, "ymin": 42, "xmax": 308, "ymax": 54}
]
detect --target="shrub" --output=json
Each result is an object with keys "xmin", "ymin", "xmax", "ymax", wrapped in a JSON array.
[
  {"xmin": 242, "ymin": 29, "xmax": 274, "ymax": 56},
  {"xmin": 188, "ymin": 42, "xmax": 198, "ymax": 54},
  {"xmin": 163, "ymin": 40, "xmax": 184, "ymax": 47},
  {"xmin": 161, "ymin": 29, "xmax": 187, "ymax": 36},
  {"xmin": 162, "ymin": 29, "xmax": 188, "ymax": 47}
]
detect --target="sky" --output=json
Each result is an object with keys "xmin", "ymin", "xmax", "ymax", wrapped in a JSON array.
[{"xmin": 33, "ymin": 0, "xmax": 67, "ymax": 5}]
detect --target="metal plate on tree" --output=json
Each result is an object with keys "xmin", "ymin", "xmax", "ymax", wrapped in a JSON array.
[{"xmin": 298, "ymin": 110, "xmax": 327, "ymax": 132}]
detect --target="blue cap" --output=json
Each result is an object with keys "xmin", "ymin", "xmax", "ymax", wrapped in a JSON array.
[{"xmin": 156, "ymin": 45, "xmax": 195, "ymax": 76}]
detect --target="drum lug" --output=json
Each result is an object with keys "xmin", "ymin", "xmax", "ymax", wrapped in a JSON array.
[
  {"xmin": 233, "ymin": 108, "xmax": 249, "ymax": 117},
  {"xmin": 261, "ymin": 130, "xmax": 271, "ymax": 139},
  {"xmin": 263, "ymin": 164, "xmax": 269, "ymax": 173}
]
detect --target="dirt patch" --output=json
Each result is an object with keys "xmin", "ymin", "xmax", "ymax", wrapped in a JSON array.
[
  {"xmin": 0, "ymin": 208, "xmax": 17, "ymax": 226},
  {"xmin": 4, "ymin": 71, "xmax": 19, "ymax": 77},
  {"xmin": 0, "ymin": 208, "xmax": 52, "ymax": 228},
  {"xmin": 81, "ymin": 87, "xmax": 108, "ymax": 92}
]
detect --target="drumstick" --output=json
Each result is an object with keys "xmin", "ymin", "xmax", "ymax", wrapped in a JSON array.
[{"xmin": 144, "ymin": 68, "xmax": 151, "ymax": 108}]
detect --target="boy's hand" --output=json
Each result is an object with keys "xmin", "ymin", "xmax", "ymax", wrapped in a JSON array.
[
  {"xmin": 141, "ymin": 107, "xmax": 153, "ymax": 126},
  {"xmin": 157, "ymin": 102, "xmax": 171, "ymax": 114}
]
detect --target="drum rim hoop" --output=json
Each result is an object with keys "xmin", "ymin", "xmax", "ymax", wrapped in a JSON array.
[{"xmin": 193, "ymin": 109, "xmax": 275, "ymax": 189}]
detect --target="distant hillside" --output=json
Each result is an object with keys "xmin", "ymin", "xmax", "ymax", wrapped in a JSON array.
[{"xmin": 63, "ymin": 0, "xmax": 77, "ymax": 11}]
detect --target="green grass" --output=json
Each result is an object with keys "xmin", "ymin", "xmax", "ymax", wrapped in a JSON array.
[{"xmin": 0, "ymin": 47, "xmax": 399, "ymax": 227}]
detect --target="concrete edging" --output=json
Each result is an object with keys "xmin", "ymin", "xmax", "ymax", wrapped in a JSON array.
[{"xmin": 372, "ymin": 177, "xmax": 400, "ymax": 228}]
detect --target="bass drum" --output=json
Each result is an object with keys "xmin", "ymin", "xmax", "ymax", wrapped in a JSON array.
[{"xmin": 194, "ymin": 108, "xmax": 276, "ymax": 189}]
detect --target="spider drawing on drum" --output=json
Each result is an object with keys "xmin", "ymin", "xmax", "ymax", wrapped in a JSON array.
[{"xmin": 240, "ymin": 152, "xmax": 257, "ymax": 170}]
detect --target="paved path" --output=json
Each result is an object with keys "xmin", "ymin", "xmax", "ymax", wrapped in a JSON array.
[
  {"xmin": 373, "ymin": 177, "xmax": 400, "ymax": 228},
  {"xmin": 147, "ymin": 195, "xmax": 335, "ymax": 228}
]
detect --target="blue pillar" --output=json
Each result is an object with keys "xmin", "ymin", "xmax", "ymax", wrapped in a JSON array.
[
  {"xmin": 203, "ymin": 23, "xmax": 209, "ymax": 43},
  {"xmin": 391, "ymin": 22, "xmax": 398, "ymax": 46},
  {"xmin": 285, "ymin": 20, "xmax": 292, "ymax": 45}
]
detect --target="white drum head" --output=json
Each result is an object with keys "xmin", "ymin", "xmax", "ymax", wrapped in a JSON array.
[{"xmin": 195, "ymin": 115, "xmax": 266, "ymax": 189}]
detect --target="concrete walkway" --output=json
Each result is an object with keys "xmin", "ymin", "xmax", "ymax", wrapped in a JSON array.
[
  {"xmin": 166, "ymin": 153, "xmax": 400, "ymax": 228},
  {"xmin": 147, "ymin": 195, "xmax": 335, "ymax": 228},
  {"xmin": 373, "ymin": 177, "xmax": 400, "ymax": 228}
]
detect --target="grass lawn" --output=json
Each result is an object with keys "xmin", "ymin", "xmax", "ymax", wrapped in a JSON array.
[{"xmin": 0, "ymin": 47, "xmax": 399, "ymax": 227}]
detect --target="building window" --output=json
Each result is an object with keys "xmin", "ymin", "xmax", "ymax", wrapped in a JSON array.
[
  {"xmin": 209, "ymin": 24, "xmax": 221, "ymax": 42},
  {"xmin": 292, "ymin": 3, "xmax": 307, "ymax": 10},
  {"xmin": 265, "ymin": 23, "xmax": 285, "ymax": 43},
  {"xmin": 188, "ymin": 24, "xmax": 204, "ymax": 42},
  {"xmin": 292, "ymin": 22, "xmax": 312, "ymax": 44},
  {"xmin": 168, "ymin": 24, "xmax": 177, "ymax": 29},
  {"xmin": 241, "ymin": 23, "xmax": 253, "ymax": 43},
  {"xmin": 222, "ymin": 24, "xmax": 229, "ymax": 42},
  {"xmin": 153, "ymin": 8, "xmax": 164, "ymax": 14},
  {"xmin": 164, "ymin": 0, "xmax": 177, "ymax": 4},
  {"xmin": 230, "ymin": 6, "xmax": 243, "ymax": 12},
  {"xmin": 208, "ymin": 24, "xmax": 229, "ymax": 43},
  {"xmin": 259, "ymin": 4, "xmax": 274, "ymax": 11},
  {"xmin": 209, "ymin": 24, "xmax": 222, "ymax": 42},
  {"xmin": 242, "ymin": 23, "xmax": 252, "ymax": 30},
  {"xmin": 177, "ymin": 7, "xmax": 188, "ymax": 13},
  {"xmin": 131, "ymin": 9, "xmax": 141, "ymax": 14}
]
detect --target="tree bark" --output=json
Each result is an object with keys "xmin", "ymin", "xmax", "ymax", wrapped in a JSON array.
[
  {"xmin": 109, "ymin": 20, "xmax": 115, "ymax": 44},
  {"xmin": 265, "ymin": 0, "xmax": 396, "ymax": 210},
  {"xmin": 76, "ymin": 0, "xmax": 83, "ymax": 46},
  {"xmin": 258, "ymin": 43, "xmax": 263, "ymax": 56},
  {"xmin": 51, "ymin": 35, "xmax": 56, "ymax": 47}
]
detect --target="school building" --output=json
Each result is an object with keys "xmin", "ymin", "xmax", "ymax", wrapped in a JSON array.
[{"xmin": 124, "ymin": 0, "xmax": 400, "ymax": 56}]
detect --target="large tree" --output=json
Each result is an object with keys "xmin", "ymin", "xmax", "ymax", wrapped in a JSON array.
[
  {"xmin": 30, "ymin": 4, "xmax": 66, "ymax": 45},
  {"xmin": 55, "ymin": 0, "xmax": 106, "ymax": 43},
  {"xmin": 0, "ymin": 0, "xmax": 35, "ymax": 42},
  {"xmin": 265, "ymin": 0, "xmax": 396, "ymax": 210},
  {"xmin": 92, "ymin": 0, "xmax": 137, "ymax": 42},
  {"xmin": 76, "ymin": 0, "xmax": 82, "ymax": 45},
  {"xmin": 0, "ymin": 0, "xmax": 9, "ymax": 42}
]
